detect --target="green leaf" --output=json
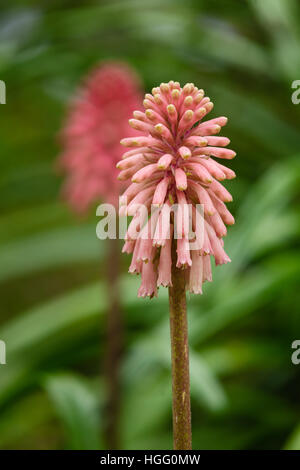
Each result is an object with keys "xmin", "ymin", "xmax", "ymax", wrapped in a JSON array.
[
  {"xmin": 190, "ymin": 352, "xmax": 228, "ymax": 412},
  {"xmin": 0, "ymin": 202, "xmax": 72, "ymax": 244},
  {"xmin": 0, "ymin": 392, "xmax": 53, "ymax": 449},
  {"xmin": 284, "ymin": 424, "xmax": 300, "ymax": 450},
  {"xmin": 44, "ymin": 373, "xmax": 100, "ymax": 450},
  {"xmin": 0, "ymin": 282, "xmax": 106, "ymax": 406},
  {"xmin": 122, "ymin": 371, "xmax": 171, "ymax": 449},
  {"xmin": 123, "ymin": 321, "xmax": 227, "ymax": 412},
  {"xmin": 0, "ymin": 224, "xmax": 101, "ymax": 282}
]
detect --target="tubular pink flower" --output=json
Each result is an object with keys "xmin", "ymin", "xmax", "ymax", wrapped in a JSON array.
[
  {"xmin": 189, "ymin": 251, "xmax": 204, "ymax": 294},
  {"xmin": 138, "ymin": 255, "xmax": 158, "ymax": 298},
  {"xmin": 157, "ymin": 236, "xmax": 172, "ymax": 287},
  {"xmin": 59, "ymin": 62, "xmax": 142, "ymax": 212},
  {"xmin": 118, "ymin": 81, "xmax": 236, "ymax": 297}
]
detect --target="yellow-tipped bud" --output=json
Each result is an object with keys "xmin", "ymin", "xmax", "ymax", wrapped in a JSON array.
[
  {"xmin": 133, "ymin": 110, "xmax": 145, "ymax": 120},
  {"xmin": 167, "ymin": 104, "xmax": 176, "ymax": 115},
  {"xmin": 205, "ymin": 102, "xmax": 214, "ymax": 113},
  {"xmin": 160, "ymin": 83, "xmax": 170, "ymax": 94},
  {"xmin": 171, "ymin": 89, "xmax": 180, "ymax": 100},
  {"xmin": 183, "ymin": 83, "xmax": 193, "ymax": 95},
  {"xmin": 155, "ymin": 123, "xmax": 164, "ymax": 134},
  {"xmin": 179, "ymin": 146, "xmax": 191, "ymax": 160},
  {"xmin": 194, "ymin": 90, "xmax": 204, "ymax": 104},
  {"xmin": 145, "ymin": 109, "xmax": 154, "ymax": 120},
  {"xmin": 154, "ymin": 94, "xmax": 163, "ymax": 105},
  {"xmin": 143, "ymin": 98, "xmax": 152, "ymax": 109},
  {"xmin": 195, "ymin": 107, "xmax": 206, "ymax": 120},
  {"xmin": 184, "ymin": 96, "xmax": 193, "ymax": 107},
  {"xmin": 128, "ymin": 119, "xmax": 141, "ymax": 130},
  {"xmin": 183, "ymin": 110, "xmax": 194, "ymax": 121}
]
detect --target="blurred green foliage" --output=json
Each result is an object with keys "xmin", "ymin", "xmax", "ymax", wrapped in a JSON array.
[{"xmin": 0, "ymin": 0, "xmax": 300, "ymax": 450}]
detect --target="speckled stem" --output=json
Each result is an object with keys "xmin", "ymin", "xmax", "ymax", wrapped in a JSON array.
[
  {"xmin": 168, "ymin": 240, "xmax": 192, "ymax": 450},
  {"xmin": 169, "ymin": 240, "xmax": 192, "ymax": 450}
]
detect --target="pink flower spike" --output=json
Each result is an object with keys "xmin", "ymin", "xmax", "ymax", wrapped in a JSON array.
[
  {"xmin": 119, "ymin": 81, "xmax": 236, "ymax": 297},
  {"xmin": 59, "ymin": 62, "xmax": 142, "ymax": 211}
]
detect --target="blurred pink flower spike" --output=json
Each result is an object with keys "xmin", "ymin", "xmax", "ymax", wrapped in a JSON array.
[
  {"xmin": 59, "ymin": 62, "xmax": 143, "ymax": 212},
  {"xmin": 118, "ymin": 81, "xmax": 236, "ymax": 298}
]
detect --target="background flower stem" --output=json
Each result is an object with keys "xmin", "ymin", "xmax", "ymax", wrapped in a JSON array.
[{"xmin": 104, "ymin": 236, "xmax": 122, "ymax": 450}]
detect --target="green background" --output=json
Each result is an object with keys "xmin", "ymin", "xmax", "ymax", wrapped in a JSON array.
[{"xmin": 0, "ymin": 0, "xmax": 300, "ymax": 449}]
